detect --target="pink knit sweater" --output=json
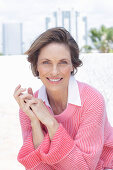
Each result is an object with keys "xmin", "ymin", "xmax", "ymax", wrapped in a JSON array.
[{"xmin": 17, "ymin": 81, "xmax": 113, "ymax": 170}]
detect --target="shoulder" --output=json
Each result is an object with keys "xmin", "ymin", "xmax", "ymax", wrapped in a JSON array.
[
  {"xmin": 76, "ymin": 80, "xmax": 106, "ymax": 126},
  {"xmin": 76, "ymin": 80, "xmax": 105, "ymax": 106}
]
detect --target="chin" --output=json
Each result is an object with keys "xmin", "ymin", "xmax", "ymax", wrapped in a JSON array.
[{"xmin": 48, "ymin": 86, "xmax": 61, "ymax": 91}]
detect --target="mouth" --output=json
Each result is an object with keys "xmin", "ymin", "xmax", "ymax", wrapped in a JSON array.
[{"xmin": 46, "ymin": 77, "xmax": 63, "ymax": 83}]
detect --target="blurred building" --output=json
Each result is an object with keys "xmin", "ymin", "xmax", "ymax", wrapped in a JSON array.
[
  {"xmin": 2, "ymin": 23, "xmax": 23, "ymax": 55},
  {"xmin": 45, "ymin": 9, "xmax": 88, "ymax": 48}
]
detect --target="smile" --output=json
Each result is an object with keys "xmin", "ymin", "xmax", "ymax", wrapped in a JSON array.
[{"xmin": 47, "ymin": 78, "xmax": 63, "ymax": 83}]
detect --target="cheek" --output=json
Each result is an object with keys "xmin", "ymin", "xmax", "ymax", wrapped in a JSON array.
[
  {"xmin": 37, "ymin": 66, "xmax": 49, "ymax": 76},
  {"xmin": 61, "ymin": 66, "xmax": 73, "ymax": 74}
]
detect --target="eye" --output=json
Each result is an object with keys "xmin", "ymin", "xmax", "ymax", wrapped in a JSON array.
[
  {"xmin": 60, "ymin": 61, "xmax": 68, "ymax": 64},
  {"xmin": 42, "ymin": 61, "xmax": 49, "ymax": 64}
]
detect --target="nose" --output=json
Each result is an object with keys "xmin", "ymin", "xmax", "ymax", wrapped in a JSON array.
[{"xmin": 51, "ymin": 65, "xmax": 60, "ymax": 76}]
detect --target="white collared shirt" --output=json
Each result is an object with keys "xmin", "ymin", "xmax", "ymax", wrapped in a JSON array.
[{"xmin": 38, "ymin": 75, "xmax": 81, "ymax": 108}]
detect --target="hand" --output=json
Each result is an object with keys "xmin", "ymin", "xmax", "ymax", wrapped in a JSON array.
[
  {"xmin": 14, "ymin": 85, "xmax": 59, "ymax": 140},
  {"xmin": 13, "ymin": 84, "xmax": 37, "ymax": 121},
  {"xmin": 28, "ymin": 98, "xmax": 59, "ymax": 139},
  {"xmin": 28, "ymin": 98, "xmax": 54, "ymax": 126}
]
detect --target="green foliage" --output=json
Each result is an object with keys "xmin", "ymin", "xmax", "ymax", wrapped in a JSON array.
[
  {"xmin": 81, "ymin": 45, "xmax": 92, "ymax": 53},
  {"xmin": 89, "ymin": 25, "xmax": 113, "ymax": 53}
]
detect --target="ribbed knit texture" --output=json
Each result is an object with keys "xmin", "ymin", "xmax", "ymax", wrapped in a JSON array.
[{"xmin": 17, "ymin": 81, "xmax": 113, "ymax": 170}]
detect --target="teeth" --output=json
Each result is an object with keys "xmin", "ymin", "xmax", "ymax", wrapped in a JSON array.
[{"xmin": 48, "ymin": 78, "xmax": 61, "ymax": 82}]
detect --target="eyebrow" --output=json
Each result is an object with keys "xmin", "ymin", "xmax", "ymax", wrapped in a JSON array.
[
  {"xmin": 39, "ymin": 58, "xmax": 70, "ymax": 61},
  {"xmin": 40, "ymin": 58, "xmax": 50, "ymax": 61}
]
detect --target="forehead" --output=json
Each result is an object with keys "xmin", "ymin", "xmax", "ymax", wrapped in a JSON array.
[{"xmin": 38, "ymin": 43, "xmax": 71, "ymax": 60}]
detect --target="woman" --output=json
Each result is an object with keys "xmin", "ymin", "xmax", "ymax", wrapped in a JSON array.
[{"xmin": 14, "ymin": 27, "xmax": 113, "ymax": 170}]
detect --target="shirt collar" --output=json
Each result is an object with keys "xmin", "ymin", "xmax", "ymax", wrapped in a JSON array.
[{"xmin": 38, "ymin": 75, "xmax": 81, "ymax": 107}]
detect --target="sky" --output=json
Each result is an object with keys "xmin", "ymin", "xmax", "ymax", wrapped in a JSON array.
[
  {"xmin": 0, "ymin": 0, "xmax": 113, "ymax": 25},
  {"xmin": 0, "ymin": 0, "xmax": 113, "ymax": 51}
]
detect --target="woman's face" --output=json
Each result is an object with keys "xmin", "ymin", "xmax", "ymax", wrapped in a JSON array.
[{"xmin": 37, "ymin": 43, "xmax": 73, "ymax": 92}]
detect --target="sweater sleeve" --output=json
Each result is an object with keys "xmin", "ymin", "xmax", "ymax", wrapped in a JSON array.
[
  {"xmin": 39, "ymin": 92, "xmax": 106, "ymax": 170},
  {"xmin": 17, "ymin": 109, "xmax": 53, "ymax": 170}
]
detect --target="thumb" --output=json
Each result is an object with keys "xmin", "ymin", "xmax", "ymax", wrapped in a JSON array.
[{"xmin": 27, "ymin": 87, "xmax": 33, "ymax": 95}]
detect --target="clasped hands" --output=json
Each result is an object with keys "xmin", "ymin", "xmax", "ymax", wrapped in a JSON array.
[{"xmin": 13, "ymin": 85, "xmax": 59, "ymax": 140}]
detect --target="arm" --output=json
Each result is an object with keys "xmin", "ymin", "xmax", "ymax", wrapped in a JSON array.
[
  {"xmin": 38, "ymin": 93, "xmax": 106, "ymax": 170},
  {"xmin": 31, "ymin": 119, "xmax": 44, "ymax": 149},
  {"xmin": 13, "ymin": 86, "xmax": 53, "ymax": 169},
  {"xmin": 17, "ymin": 109, "xmax": 54, "ymax": 170}
]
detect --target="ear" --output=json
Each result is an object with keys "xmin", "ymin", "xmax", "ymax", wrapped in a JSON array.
[{"xmin": 71, "ymin": 65, "xmax": 74, "ymax": 72}]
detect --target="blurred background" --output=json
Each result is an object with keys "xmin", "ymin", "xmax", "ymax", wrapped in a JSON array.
[
  {"xmin": 0, "ymin": 0, "xmax": 113, "ymax": 169},
  {"xmin": 0, "ymin": 0, "xmax": 113, "ymax": 54}
]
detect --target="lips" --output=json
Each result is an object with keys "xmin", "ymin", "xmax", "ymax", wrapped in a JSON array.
[{"xmin": 47, "ymin": 77, "xmax": 63, "ymax": 82}]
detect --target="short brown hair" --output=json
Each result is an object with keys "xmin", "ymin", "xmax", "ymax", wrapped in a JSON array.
[{"xmin": 25, "ymin": 27, "xmax": 83, "ymax": 77}]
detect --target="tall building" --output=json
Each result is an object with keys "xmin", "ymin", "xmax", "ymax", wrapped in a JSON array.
[
  {"xmin": 2, "ymin": 23, "xmax": 23, "ymax": 55},
  {"xmin": 62, "ymin": 11, "xmax": 71, "ymax": 32},
  {"xmin": 45, "ymin": 9, "xmax": 88, "ymax": 48}
]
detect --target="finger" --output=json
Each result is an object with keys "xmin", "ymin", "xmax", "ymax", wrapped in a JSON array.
[
  {"xmin": 20, "ymin": 93, "xmax": 37, "ymax": 107},
  {"xmin": 20, "ymin": 93, "xmax": 33, "ymax": 102},
  {"xmin": 19, "ymin": 95, "xmax": 32, "ymax": 110},
  {"xmin": 15, "ymin": 88, "xmax": 26, "ymax": 97},
  {"xmin": 24, "ymin": 99, "xmax": 36, "ymax": 112},
  {"xmin": 26, "ymin": 98, "xmax": 38, "ymax": 108},
  {"xmin": 24, "ymin": 98, "xmax": 31, "ymax": 104},
  {"xmin": 21, "ymin": 100, "xmax": 34, "ymax": 118},
  {"xmin": 14, "ymin": 88, "xmax": 26, "ymax": 102},
  {"xmin": 28, "ymin": 87, "xmax": 33, "ymax": 96},
  {"xmin": 14, "ymin": 84, "xmax": 21, "ymax": 94},
  {"xmin": 15, "ymin": 84, "xmax": 21, "ymax": 91},
  {"xmin": 24, "ymin": 97, "xmax": 38, "ymax": 110},
  {"xmin": 23, "ymin": 104, "xmax": 37, "ymax": 120}
]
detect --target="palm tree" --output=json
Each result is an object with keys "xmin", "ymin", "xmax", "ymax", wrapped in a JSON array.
[{"xmin": 89, "ymin": 25, "xmax": 113, "ymax": 53}]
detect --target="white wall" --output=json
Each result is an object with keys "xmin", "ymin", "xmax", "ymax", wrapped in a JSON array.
[
  {"xmin": 0, "ymin": 53, "xmax": 113, "ymax": 123},
  {"xmin": 0, "ymin": 53, "xmax": 113, "ymax": 170},
  {"xmin": 76, "ymin": 53, "xmax": 113, "ymax": 126}
]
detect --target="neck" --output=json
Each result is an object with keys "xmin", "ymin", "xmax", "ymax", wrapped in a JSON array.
[{"xmin": 46, "ymin": 88, "xmax": 68, "ymax": 110}]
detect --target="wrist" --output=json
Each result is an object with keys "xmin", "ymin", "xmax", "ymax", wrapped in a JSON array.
[
  {"xmin": 31, "ymin": 118, "xmax": 40, "ymax": 127},
  {"xmin": 47, "ymin": 119, "xmax": 59, "ymax": 140},
  {"xmin": 31, "ymin": 119, "xmax": 44, "ymax": 148}
]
